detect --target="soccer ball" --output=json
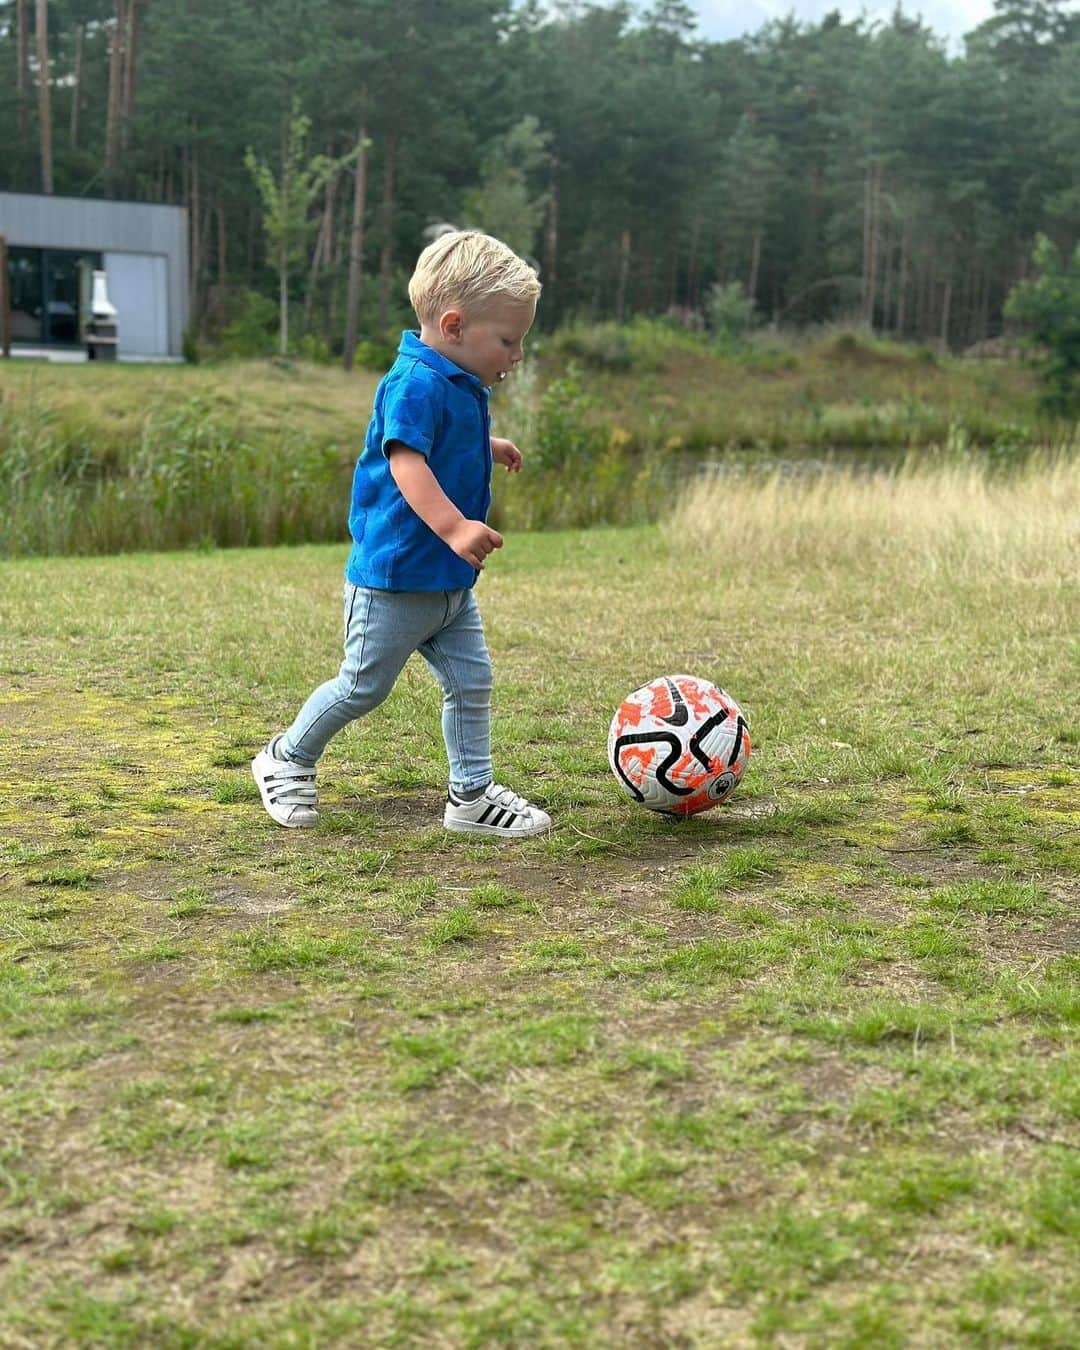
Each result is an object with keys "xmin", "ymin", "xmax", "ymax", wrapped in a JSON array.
[{"xmin": 608, "ymin": 674, "xmax": 750, "ymax": 816}]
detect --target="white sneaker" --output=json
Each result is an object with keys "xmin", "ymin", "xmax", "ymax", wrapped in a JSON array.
[
  {"xmin": 444, "ymin": 783, "xmax": 551, "ymax": 839},
  {"xmin": 251, "ymin": 739, "xmax": 319, "ymax": 828}
]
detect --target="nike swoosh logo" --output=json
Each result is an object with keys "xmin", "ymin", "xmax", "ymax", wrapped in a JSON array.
[{"xmin": 658, "ymin": 678, "xmax": 689, "ymax": 727}]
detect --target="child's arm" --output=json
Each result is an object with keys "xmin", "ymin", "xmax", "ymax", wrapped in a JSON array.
[
  {"xmin": 490, "ymin": 436, "xmax": 522, "ymax": 472},
  {"xmin": 388, "ymin": 444, "xmax": 503, "ymax": 569}
]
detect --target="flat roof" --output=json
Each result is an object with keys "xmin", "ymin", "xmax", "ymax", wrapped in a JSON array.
[{"xmin": 0, "ymin": 189, "xmax": 186, "ymax": 213}]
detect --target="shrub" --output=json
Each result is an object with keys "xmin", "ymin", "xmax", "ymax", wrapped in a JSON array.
[
  {"xmin": 549, "ymin": 317, "xmax": 708, "ymax": 373},
  {"xmin": 294, "ymin": 333, "xmax": 332, "ymax": 364},
  {"xmin": 550, "ymin": 322, "xmax": 633, "ymax": 371},
  {"xmin": 533, "ymin": 364, "xmax": 609, "ymax": 471},
  {"xmin": 220, "ymin": 291, "xmax": 278, "ymax": 358},
  {"xmin": 352, "ymin": 337, "xmax": 397, "ymax": 372},
  {"xmin": 705, "ymin": 281, "xmax": 757, "ymax": 340}
]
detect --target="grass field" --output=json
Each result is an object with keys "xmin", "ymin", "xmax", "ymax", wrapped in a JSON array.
[{"xmin": 1, "ymin": 458, "xmax": 1078, "ymax": 1346}]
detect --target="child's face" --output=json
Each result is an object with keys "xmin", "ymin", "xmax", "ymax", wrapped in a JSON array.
[{"xmin": 442, "ymin": 298, "xmax": 536, "ymax": 388}]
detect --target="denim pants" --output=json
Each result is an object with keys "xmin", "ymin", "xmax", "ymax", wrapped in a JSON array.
[{"xmin": 282, "ymin": 585, "xmax": 492, "ymax": 793}]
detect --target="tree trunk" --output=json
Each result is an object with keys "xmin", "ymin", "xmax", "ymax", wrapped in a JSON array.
[
  {"xmin": 917, "ymin": 247, "xmax": 935, "ymax": 339},
  {"xmin": 121, "ymin": 0, "xmax": 140, "ymax": 160},
  {"xmin": 105, "ymin": 1, "xmax": 126, "ymax": 193},
  {"xmin": 278, "ymin": 111, "xmax": 289, "ymax": 356},
  {"xmin": 377, "ymin": 135, "xmax": 398, "ymax": 333},
  {"xmin": 342, "ymin": 126, "xmax": 369, "ymax": 372},
  {"xmin": 35, "ymin": 0, "xmax": 53, "ymax": 194},
  {"xmin": 686, "ymin": 214, "xmax": 701, "ymax": 311},
  {"xmin": 880, "ymin": 220, "xmax": 893, "ymax": 333},
  {"xmin": 543, "ymin": 158, "xmax": 559, "ymax": 297},
  {"xmin": 864, "ymin": 162, "xmax": 874, "ymax": 319},
  {"xmin": 189, "ymin": 139, "xmax": 201, "ymax": 326},
  {"xmin": 642, "ymin": 249, "xmax": 656, "ymax": 312},
  {"xmin": 978, "ymin": 263, "xmax": 990, "ymax": 343},
  {"xmin": 865, "ymin": 164, "xmax": 882, "ymax": 330},
  {"xmin": 327, "ymin": 185, "xmax": 345, "ymax": 345},
  {"xmin": 926, "ymin": 256, "xmax": 937, "ymax": 341},
  {"xmin": 16, "ymin": 0, "xmax": 29, "ymax": 140},
  {"xmin": 70, "ymin": 22, "xmax": 84, "ymax": 147},
  {"xmin": 615, "ymin": 228, "xmax": 631, "ymax": 322},
  {"xmin": 279, "ymin": 239, "xmax": 288, "ymax": 356},
  {"xmin": 667, "ymin": 239, "xmax": 679, "ymax": 311},
  {"xmin": 959, "ymin": 263, "xmax": 974, "ymax": 348},
  {"xmin": 246, "ymin": 206, "xmax": 256, "ymax": 284},
  {"xmin": 305, "ymin": 164, "xmax": 337, "ymax": 331},
  {"xmin": 896, "ymin": 227, "xmax": 908, "ymax": 336},
  {"xmin": 217, "ymin": 203, "xmax": 227, "ymax": 286},
  {"xmin": 940, "ymin": 278, "xmax": 952, "ymax": 349},
  {"xmin": 748, "ymin": 229, "xmax": 761, "ymax": 304}
]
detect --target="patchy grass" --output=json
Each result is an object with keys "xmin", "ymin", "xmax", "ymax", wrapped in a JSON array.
[{"xmin": 0, "ymin": 461, "xmax": 1077, "ymax": 1344}]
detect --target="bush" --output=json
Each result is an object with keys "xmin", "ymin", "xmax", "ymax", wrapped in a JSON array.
[
  {"xmin": 550, "ymin": 322, "xmax": 633, "ymax": 371},
  {"xmin": 352, "ymin": 337, "xmax": 397, "ymax": 372},
  {"xmin": 533, "ymin": 364, "xmax": 609, "ymax": 470},
  {"xmin": 706, "ymin": 282, "xmax": 758, "ymax": 341},
  {"xmin": 295, "ymin": 333, "xmax": 332, "ymax": 365},
  {"xmin": 220, "ymin": 291, "xmax": 278, "ymax": 358},
  {"xmin": 489, "ymin": 362, "xmax": 672, "ymax": 531},
  {"xmin": 550, "ymin": 317, "xmax": 709, "ymax": 373}
]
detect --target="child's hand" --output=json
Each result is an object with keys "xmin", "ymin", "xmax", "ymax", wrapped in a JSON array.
[
  {"xmin": 448, "ymin": 519, "xmax": 504, "ymax": 569},
  {"xmin": 491, "ymin": 436, "xmax": 523, "ymax": 473}
]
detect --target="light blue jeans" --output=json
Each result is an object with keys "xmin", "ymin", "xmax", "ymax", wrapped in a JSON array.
[{"xmin": 281, "ymin": 585, "xmax": 492, "ymax": 794}]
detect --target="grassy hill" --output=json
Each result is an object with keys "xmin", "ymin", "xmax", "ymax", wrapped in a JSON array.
[{"xmin": 1, "ymin": 329, "xmax": 1064, "ymax": 558}]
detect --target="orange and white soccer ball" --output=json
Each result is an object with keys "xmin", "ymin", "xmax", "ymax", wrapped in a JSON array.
[{"xmin": 608, "ymin": 675, "xmax": 750, "ymax": 816}]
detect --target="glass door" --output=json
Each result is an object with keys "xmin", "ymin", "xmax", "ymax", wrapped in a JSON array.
[
  {"xmin": 45, "ymin": 250, "xmax": 100, "ymax": 345},
  {"xmin": 8, "ymin": 248, "xmax": 43, "ymax": 344},
  {"xmin": 5, "ymin": 247, "xmax": 103, "ymax": 347}
]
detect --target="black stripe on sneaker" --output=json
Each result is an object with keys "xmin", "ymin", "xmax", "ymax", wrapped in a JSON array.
[
  {"xmin": 478, "ymin": 804, "xmax": 497, "ymax": 824},
  {"xmin": 490, "ymin": 809, "xmax": 510, "ymax": 828},
  {"xmin": 500, "ymin": 812, "xmax": 518, "ymax": 831}
]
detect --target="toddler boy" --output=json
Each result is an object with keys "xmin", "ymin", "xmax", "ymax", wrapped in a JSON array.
[{"xmin": 252, "ymin": 231, "xmax": 551, "ymax": 839}]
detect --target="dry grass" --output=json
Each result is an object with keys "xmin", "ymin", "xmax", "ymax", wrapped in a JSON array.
[{"xmin": 666, "ymin": 453, "xmax": 1080, "ymax": 584}]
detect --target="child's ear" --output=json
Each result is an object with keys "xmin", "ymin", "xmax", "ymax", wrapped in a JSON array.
[{"xmin": 439, "ymin": 309, "xmax": 464, "ymax": 342}]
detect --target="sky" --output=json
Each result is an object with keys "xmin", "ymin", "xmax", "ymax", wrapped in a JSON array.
[{"xmin": 688, "ymin": 1, "xmax": 1000, "ymax": 48}]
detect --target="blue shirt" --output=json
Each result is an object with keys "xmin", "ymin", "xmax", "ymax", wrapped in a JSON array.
[{"xmin": 345, "ymin": 331, "xmax": 492, "ymax": 591}]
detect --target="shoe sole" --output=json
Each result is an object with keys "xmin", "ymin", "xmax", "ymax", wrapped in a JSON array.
[
  {"xmin": 444, "ymin": 816, "xmax": 551, "ymax": 839},
  {"xmin": 251, "ymin": 758, "xmax": 319, "ymax": 828}
]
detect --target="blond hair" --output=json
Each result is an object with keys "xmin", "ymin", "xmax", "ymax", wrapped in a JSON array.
[{"xmin": 408, "ymin": 230, "xmax": 541, "ymax": 325}]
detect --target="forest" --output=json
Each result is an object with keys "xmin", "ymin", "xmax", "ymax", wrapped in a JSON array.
[{"xmin": 2, "ymin": 0, "xmax": 1079, "ymax": 352}]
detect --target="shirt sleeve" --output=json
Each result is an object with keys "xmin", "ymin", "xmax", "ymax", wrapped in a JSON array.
[{"xmin": 381, "ymin": 364, "xmax": 445, "ymax": 460}]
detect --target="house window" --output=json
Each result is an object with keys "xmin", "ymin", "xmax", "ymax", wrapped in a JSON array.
[{"xmin": 7, "ymin": 247, "xmax": 103, "ymax": 347}]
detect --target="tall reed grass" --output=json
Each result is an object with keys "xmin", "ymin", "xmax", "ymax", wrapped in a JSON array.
[
  {"xmin": 1, "ymin": 400, "xmax": 353, "ymax": 556},
  {"xmin": 664, "ymin": 454, "xmax": 1080, "ymax": 586}
]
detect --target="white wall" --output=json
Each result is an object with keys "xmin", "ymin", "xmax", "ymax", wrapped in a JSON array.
[{"xmin": 104, "ymin": 252, "xmax": 169, "ymax": 357}]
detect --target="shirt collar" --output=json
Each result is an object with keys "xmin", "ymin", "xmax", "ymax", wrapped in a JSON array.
[{"xmin": 398, "ymin": 330, "xmax": 486, "ymax": 394}]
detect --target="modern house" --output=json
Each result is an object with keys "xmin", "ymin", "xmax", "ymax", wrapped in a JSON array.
[{"xmin": 0, "ymin": 191, "xmax": 189, "ymax": 360}]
